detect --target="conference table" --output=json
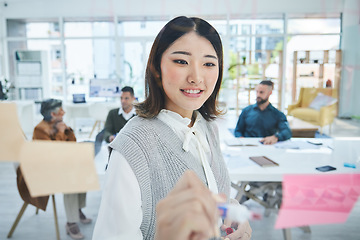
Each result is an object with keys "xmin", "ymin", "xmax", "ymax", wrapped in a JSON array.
[
  {"xmin": 222, "ymin": 137, "xmax": 359, "ymax": 182},
  {"xmin": 221, "ymin": 136, "xmax": 360, "ymax": 240}
]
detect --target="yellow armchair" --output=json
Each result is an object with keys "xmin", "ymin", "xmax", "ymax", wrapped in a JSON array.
[{"xmin": 287, "ymin": 88, "xmax": 338, "ymax": 134}]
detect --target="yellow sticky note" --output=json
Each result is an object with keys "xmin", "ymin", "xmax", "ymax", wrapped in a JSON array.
[
  {"xmin": 20, "ymin": 140, "xmax": 100, "ymax": 197},
  {"xmin": 0, "ymin": 102, "xmax": 26, "ymax": 162}
]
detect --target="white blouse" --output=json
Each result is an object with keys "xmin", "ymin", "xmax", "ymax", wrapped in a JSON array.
[{"xmin": 92, "ymin": 110, "xmax": 218, "ymax": 240}]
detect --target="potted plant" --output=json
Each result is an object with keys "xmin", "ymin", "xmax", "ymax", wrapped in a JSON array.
[
  {"xmin": 242, "ymin": 56, "xmax": 246, "ymax": 65},
  {"xmin": 0, "ymin": 78, "xmax": 11, "ymax": 100}
]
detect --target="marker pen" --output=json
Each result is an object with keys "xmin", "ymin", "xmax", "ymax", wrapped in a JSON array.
[
  {"xmin": 344, "ymin": 162, "xmax": 356, "ymax": 168},
  {"xmin": 217, "ymin": 204, "xmax": 261, "ymax": 223}
]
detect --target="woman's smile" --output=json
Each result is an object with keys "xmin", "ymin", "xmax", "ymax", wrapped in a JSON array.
[
  {"xmin": 160, "ymin": 31, "xmax": 219, "ymax": 119},
  {"xmin": 181, "ymin": 88, "xmax": 203, "ymax": 97}
]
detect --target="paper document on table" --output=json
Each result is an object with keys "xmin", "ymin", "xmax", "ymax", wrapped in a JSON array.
[
  {"xmin": 275, "ymin": 174, "xmax": 360, "ymax": 229},
  {"xmin": 20, "ymin": 141, "xmax": 100, "ymax": 197},
  {"xmin": 224, "ymin": 152, "xmax": 257, "ymax": 168},
  {"xmin": 274, "ymin": 140, "xmax": 320, "ymax": 150},
  {"xmin": 225, "ymin": 138, "xmax": 261, "ymax": 146},
  {"xmin": 0, "ymin": 102, "xmax": 26, "ymax": 162}
]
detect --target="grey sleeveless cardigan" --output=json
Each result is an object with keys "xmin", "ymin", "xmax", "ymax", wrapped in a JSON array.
[{"xmin": 109, "ymin": 116, "xmax": 231, "ymax": 240}]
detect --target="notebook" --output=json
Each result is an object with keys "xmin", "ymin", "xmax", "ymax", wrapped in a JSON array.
[{"xmin": 249, "ymin": 156, "xmax": 279, "ymax": 167}]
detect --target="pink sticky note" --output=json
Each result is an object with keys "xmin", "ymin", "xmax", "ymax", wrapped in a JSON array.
[{"xmin": 275, "ymin": 174, "xmax": 360, "ymax": 229}]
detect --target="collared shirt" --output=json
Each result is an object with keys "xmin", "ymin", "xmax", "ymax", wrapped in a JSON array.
[
  {"xmin": 234, "ymin": 103, "xmax": 292, "ymax": 141},
  {"xmin": 118, "ymin": 107, "xmax": 136, "ymax": 120},
  {"xmin": 157, "ymin": 109, "xmax": 218, "ymax": 193},
  {"xmin": 92, "ymin": 110, "xmax": 218, "ymax": 240}
]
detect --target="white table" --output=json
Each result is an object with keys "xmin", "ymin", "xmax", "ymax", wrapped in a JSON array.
[
  {"xmin": 63, "ymin": 102, "xmax": 119, "ymax": 132},
  {"xmin": 223, "ymin": 137, "xmax": 360, "ymax": 183},
  {"xmin": 222, "ymin": 137, "xmax": 360, "ymax": 240}
]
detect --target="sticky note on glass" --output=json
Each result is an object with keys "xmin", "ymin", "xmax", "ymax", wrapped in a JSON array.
[
  {"xmin": 0, "ymin": 102, "xmax": 26, "ymax": 162},
  {"xmin": 275, "ymin": 174, "xmax": 360, "ymax": 229},
  {"xmin": 20, "ymin": 140, "xmax": 100, "ymax": 197}
]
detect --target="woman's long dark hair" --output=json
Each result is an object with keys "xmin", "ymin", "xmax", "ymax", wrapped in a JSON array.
[{"xmin": 136, "ymin": 16, "xmax": 224, "ymax": 121}]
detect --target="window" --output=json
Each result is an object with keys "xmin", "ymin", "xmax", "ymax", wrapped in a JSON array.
[
  {"xmin": 118, "ymin": 20, "xmax": 167, "ymax": 37},
  {"xmin": 224, "ymin": 18, "xmax": 284, "ymax": 110},
  {"xmin": 288, "ymin": 18, "xmax": 341, "ymax": 34},
  {"xmin": 5, "ymin": 16, "xmax": 342, "ymax": 109},
  {"xmin": 64, "ymin": 21, "xmax": 115, "ymax": 37},
  {"xmin": 230, "ymin": 19, "xmax": 284, "ymax": 35},
  {"xmin": 7, "ymin": 19, "xmax": 60, "ymax": 38},
  {"xmin": 284, "ymin": 16, "xmax": 341, "ymax": 108}
]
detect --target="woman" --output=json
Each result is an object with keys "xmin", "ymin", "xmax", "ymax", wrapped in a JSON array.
[
  {"xmin": 33, "ymin": 99, "xmax": 91, "ymax": 240},
  {"xmin": 93, "ymin": 16, "xmax": 251, "ymax": 240}
]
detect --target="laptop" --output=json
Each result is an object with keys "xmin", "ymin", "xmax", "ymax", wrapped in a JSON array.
[{"xmin": 72, "ymin": 94, "xmax": 86, "ymax": 104}]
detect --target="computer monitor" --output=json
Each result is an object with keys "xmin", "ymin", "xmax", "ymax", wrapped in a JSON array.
[
  {"xmin": 89, "ymin": 79, "xmax": 121, "ymax": 98},
  {"xmin": 72, "ymin": 94, "xmax": 86, "ymax": 104}
]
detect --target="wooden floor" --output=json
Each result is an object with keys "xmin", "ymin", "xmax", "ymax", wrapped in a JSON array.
[{"xmin": 1, "ymin": 115, "xmax": 360, "ymax": 240}]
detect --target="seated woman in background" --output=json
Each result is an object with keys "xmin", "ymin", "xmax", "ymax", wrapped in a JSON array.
[
  {"xmin": 92, "ymin": 16, "xmax": 251, "ymax": 240},
  {"xmin": 33, "ymin": 99, "xmax": 92, "ymax": 240}
]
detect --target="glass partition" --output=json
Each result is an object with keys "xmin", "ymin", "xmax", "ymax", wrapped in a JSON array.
[
  {"xmin": 64, "ymin": 21, "xmax": 115, "ymax": 37},
  {"xmin": 288, "ymin": 18, "xmax": 341, "ymax": 34},
  {"xmin": 118, "ymin": 20, "xmax": 167, "ymax": 37},
  {"xmin": 4, "ymin": 15, "xmax": 341, "ymax": 110},
  {"xmin": 7, "ymin": 19, "xmax": 60, "ymax": 38}
]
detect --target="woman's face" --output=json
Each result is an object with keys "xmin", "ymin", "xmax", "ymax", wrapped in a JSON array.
[
  {"xmin": 51, "ymin": 107, "xmax": 65, "ymax": 122},
  {"xmin": 160, "ymin": 31, "xmax": 219, "ymax": 119}
]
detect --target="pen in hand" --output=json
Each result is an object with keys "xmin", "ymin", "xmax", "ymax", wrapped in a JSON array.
[{"xmin": 217, "ymin": 203, "xmax": 261, "ymax": 223}]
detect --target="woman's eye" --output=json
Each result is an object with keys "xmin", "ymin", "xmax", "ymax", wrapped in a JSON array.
[
  {"xmin": 204, "ymin": 62, "xmax": 216, "ymax": 67},
  {"xmin": 173, "ymin": 59, "xmax": 188, "ymax": 65}
]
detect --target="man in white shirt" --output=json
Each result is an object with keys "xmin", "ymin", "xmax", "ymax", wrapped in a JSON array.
[{"xmin": 102, "ymin": 86, "xmax": 136, "ymax": 143}]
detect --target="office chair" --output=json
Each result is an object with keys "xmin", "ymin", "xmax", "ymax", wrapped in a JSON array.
[{"xmin": 7, "ymin": 167, "xmax": 61, "ymax": 240}]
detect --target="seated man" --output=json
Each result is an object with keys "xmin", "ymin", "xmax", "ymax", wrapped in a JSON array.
[
  {"xmin": 234, "ymin": 80, "xmax": 291, "ymax": 144},
  {"xmin": 103, "ymin": 86, "xmax": 136, "ymax": 143},
  {"xmin": 234, "ymin": 80, "xmax": 291, "ymax": 207}
]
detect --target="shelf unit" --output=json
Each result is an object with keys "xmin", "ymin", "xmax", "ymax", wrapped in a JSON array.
[
  {"xmin": 49, "ymin": 44, "xmax": 64, "ymax": 98},
  {"xmin": 14, "ymin": 50, "xmax": 49, "ymax": 100},
  {"xmin": 292, "ymin": 50, "xmax": 342, "ymax": 102},
  {"xmin": 233, "ymin": 49, "xmax": 283, "ymax": 116}
]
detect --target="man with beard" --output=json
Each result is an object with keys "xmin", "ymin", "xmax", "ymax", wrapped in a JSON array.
[
  {"xmin": 234, "ymin": 80, "xmax": 291, "ymax": 206},
  {"xmin": 234, "ymin": 80, "xmax": 291, "ymax": 145}
]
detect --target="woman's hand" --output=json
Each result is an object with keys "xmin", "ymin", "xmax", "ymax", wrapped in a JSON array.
[
  {"xmin": 54, "ymin": 121, "xmax": 67, "ymax": 133},
  {"xmin": 220, "ymin": 220, "xmax": 252, "ymax": 240},
  {"xmin": 155, "ymin": 170, "xmax": 220, "ymax": 240},
  {"xmin": 260, "ymin": 135, "xmax": 278, "ymax": 145},
  {"xmin": 220, "ymin": 199, "xmax": 252, "ymax": 240}
]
